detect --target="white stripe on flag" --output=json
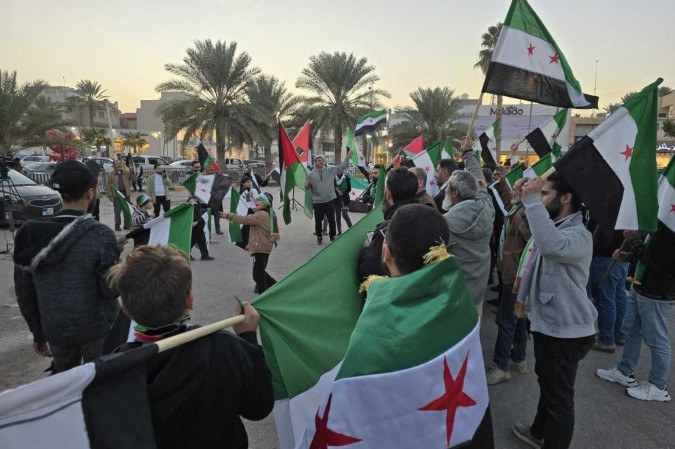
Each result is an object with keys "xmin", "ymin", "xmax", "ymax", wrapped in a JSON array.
[
  {"xmin": 493, "ymin": 26, "xmax": 564, "ymax": 82},
  {"xmin": 146, "ymin": 213, "xmax": 172, "ymax": 244},
  {"xmin": 488, "ymin": 182, "xmax": 507, "ymax": 216}
]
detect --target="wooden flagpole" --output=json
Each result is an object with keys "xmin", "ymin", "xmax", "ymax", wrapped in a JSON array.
[
  {"xmin": 465, "ymin": 92, "xmax": 485, "ymax": 140},
  {"xmin": 156, "ymin": 315, "xmax": 246, "ymax": 353}
]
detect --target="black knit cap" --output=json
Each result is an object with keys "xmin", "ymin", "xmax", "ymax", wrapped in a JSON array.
[{"xmin": 50, "ymin": 160, "xmax": 97, "ymax": 198}]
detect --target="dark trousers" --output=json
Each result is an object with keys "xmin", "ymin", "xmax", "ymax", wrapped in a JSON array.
[
  {"xmin": 50, "ymin": 337, "xmax": 105, "ymax": 374},
  {"xmin": 335, "ymin": 198, "xmax": 352, "ymax": 233},
  {"xmin": 191, "ymin": 220, "xmax": 209, "ymax": 258},
  {"xmin": 154, "ymin": 195, "xmax": 171, "ymax": 217},
  {"xmin": 530, "ymin": 332, "xmax": 594, "ymax": 449},
  {"xmin": 113, "ymin": 194, "xmax": 129, "ymax": 229},
  {"xmin": 210, "ymin": 206, "xmax": 222, "ymax": 233},
  {"xmin": 253, "ymin": 253, "xmax": 276, "ymax": 293},
  {"xmin": 133, "ymin": 178, "xmax": 143, "ymax": 192},
  {"xmin": 493, "ymin": 285, "xmax": 528, "ymax": 370},
  {"xmin": 92, "ymin": 198, "xmax": 100, "ymax": 221},
  {"xmin": 314, "ymin": 201, "xmax": 336, "ymax": 240}
]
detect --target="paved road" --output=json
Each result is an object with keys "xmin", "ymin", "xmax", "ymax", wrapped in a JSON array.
[{"xmin": 0, "ymin": 189, "xmax": 673, "ymax": 448}]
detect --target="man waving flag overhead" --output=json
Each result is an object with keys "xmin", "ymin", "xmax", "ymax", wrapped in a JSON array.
[
  {"xmin": 482, "ymin": 0, "xmax": 598, "ymax": 109},
  {"xmin": 554, "ymin": 78, "xmax": 661, "ymax": 231}
]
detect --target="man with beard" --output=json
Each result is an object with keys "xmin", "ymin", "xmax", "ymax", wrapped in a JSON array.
[
  {"xmin": 511, "ymin": 173, "xmax": 597, "ymax": 449},
  {"xmin": 13, "ymin": 161, "xmax": 123, "ymax": 373},
  {"xmin": 357, "ymin": 167, "xmax": 419, "ymax": 282},
  {"xmin": 434, "ymin": 158, "xmax": 460, "ymax": 213},
  {"xmin": 361, "ymin": 164, "xmax": 382, "ymax": 210}
]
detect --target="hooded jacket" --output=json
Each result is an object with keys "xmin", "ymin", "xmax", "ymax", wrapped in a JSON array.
[
  {"xmin": 306, "ymin": 157, "xmax": 351, "ymax": 204},
  {"xmin": 116, "ymin": 330, "xmax": 274, "ymax": 449},
  {"xmin": 443, "ymin": 151, "xmax": 495, "ymax": 305},
  {"xmin": 226, "ymin": 209, "xmax": 278, "ymax": 255},
  {"xmin": 13, "ymin": 210, "xmax": 120, "ymax": 345}
]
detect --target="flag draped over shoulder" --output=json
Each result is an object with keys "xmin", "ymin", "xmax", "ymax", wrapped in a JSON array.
[
  {"xmin": 525, "ymin": 108, "xmax": 569, "ymax": 157},
  {"xmin": 347, "ymin": 128, "xmax": 367, "ymax": 169},
  {"xmin": 355, "ymin": 110, "xmax": 387, "ymax": 136},
  {"xmin": 409, "ymin": 142, "xmax": 443, "ymax": 196},
  {"xmin": 144, "ymin": 202, "xmax": 194, "ymax": 255},
  {"xmin": 112, "ymin": 187, "xmax": 134, "ymax": 229},
  {"xmin": 0, "ymin": 345, "xmax": 158, "ymax": 449},
  {"xmin": 482, "ymin": 0, "xmax": 598, "ymax": 109},
  {"xmin": 279, "ymin": 123, "xmax": 313, "ymax": 224},
  {"xmin": 197, "ymin": 140, "xmax": 221, "ymax": 174},
  {"xmin": 554, "ymin": 79, "xmax": 661, "ymax": 231}
]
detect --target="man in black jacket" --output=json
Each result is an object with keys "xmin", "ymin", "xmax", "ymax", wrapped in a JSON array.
[
  {"xmin": 13, "ymin": 161, "xmax": 121, "ymax": 373},
  {"xmin": 109, "ymin": 244, "xmax": 274, "ymax": 449},
  {"xmin": 357, "ymin": 168, "xmax": 419, "ymax": 282}
]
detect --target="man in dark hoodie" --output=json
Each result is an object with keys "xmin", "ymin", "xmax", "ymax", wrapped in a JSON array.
[
  {"xmin": 13, "ymin": 160, "xmax": 121, "ymax": 373},
  {"xmin": 109, "ymin": 244, "xmax": 274, "ymax": 449},
  {"xmin": 357, "ymin": 167, "xmax": 419, "ymax": 282}
]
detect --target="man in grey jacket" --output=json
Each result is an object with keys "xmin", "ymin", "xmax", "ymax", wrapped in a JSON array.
[
  {"xmin": 306, "ymin": 152, "xmax": 352, "ymax": 244},
  {"xmin": 443, "ymin": 138, "xmax": 495, "ymax": 315},
  {"xmin": 511, "ymin": 173, "xmax": 597, "ymax": 449}
]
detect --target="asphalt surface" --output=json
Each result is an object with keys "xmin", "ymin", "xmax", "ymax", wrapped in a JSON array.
[{"xmin": 0, "ymin": 188, "xmax": 673, "ymax": 449}]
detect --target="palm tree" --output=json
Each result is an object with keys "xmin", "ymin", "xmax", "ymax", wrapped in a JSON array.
[
  {"xmin": 121, "ymin": 131, "xmax": 149, "ymax": 154},
  {"xmin": 156, "ymin": 39, "xmax": 260, "ymax": 161},
  {"xmin": 75, "ymin": 80, "xmax": 108, "ymax": 127},
  {"xmin": 296, "ymin": 51, "xmax": 390, "ymax": 161},
  {"xmin": 0, "ymin": 71, "xmax": 72, "ymax": 156},
  {"xmin": 391, "ymin": 87, "xmax": 467, "ymax": 150},
  {"xmin": 603, "ymin": 103, "xmax": 621, "ymax": 115},
  {"xmin": 247, "ymin": 74, "xmax": 300, "ymax": 165},
  {"xmin": 621, "ymin": 92, "xmax": 638, "ymax": 104},
  {"xmin": 81, "ymin": 127, "xmax": 112, "ymax": 156},
  {"xmin": 474, "ymin": 22, "xmax": 503, "ymax": 151},
  {"xmin": 658, "ymin": 86, "xmax": 673, "ymax": 97}
]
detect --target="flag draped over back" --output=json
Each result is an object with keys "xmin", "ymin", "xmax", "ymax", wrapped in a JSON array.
[
  {"xmin": 525, "ymin": 108, "xmax": 569, "ymax": 157},
  {"xmin": 0, "ymin": 345, "xmax": 158, "ymax": 449},
  {"xmin": 554, "ymin": 79, "xmax": 661, "ymax": 231},
  {"xmin": 144, "ymin": 202, "xmax": 194, "ymax": 255},
  {"xmin": 482, "ymin": 0, "xmax": 598, "ymax": 109},
  {"xmin": 279, "ymin": 123, "xmax": 313, "ymax": 224},
  {"xmin": 355, "ymin": 110, "xmax": 387, "ymax": 136}
]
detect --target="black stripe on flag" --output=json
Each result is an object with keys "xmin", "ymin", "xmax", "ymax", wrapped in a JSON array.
[
  {"xmin": 354, "ymin": 117, "xmax": 386, "ymax": 136},
  {"xmin": 525, "ymin": 127, "xmax": 553, "ymax": 158},
  {"xmin": 479, "ymin": 132, "xmax": 498, "ymax": 168},
  {"xmin": 449, "ymin": 405, "xmax": 494, "ymax": 448},
  {"xmin": 553, "ymin": 136, "xmax": 623, "ymax": 231},
  {"xmin": 482, "ymin": 62, "xmax": 599, "ymax": 109}
]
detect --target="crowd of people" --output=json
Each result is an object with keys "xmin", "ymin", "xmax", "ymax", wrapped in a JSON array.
[{"xmin": 8, "ymin": 137, "xmax": 674, "ymax": 449}]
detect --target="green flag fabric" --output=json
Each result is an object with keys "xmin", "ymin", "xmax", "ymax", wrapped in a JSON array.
[
  {"xmin": 144, "ymin": 202, "xmax": 194, "ymax": 256},
  {"xmin": 112, "ymin": 187, "xmax": 133, "ymax": 229}
]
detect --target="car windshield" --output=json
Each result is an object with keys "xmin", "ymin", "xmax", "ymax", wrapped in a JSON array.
[{"xmin": 1, "ymin": 169, "xmax": 38, "ymax": 187}]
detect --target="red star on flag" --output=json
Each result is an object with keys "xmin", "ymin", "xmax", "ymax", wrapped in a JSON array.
[
  {"xmin": 549, "ymin": 54, "xmax": 560, "ymax": 64},
  {"xmin": 419, "ymin": 354, "xmax": 476, "ymax": 447},
  {"xmin": 527, "ymin": 43, "xmax": 536, "ymax": 55},
  {"xmin": 429, "ymin": 180, "xmax": 435, "ymax": 187},
  {"xmin": 620, "ymin": 145, "xmax": 633, "ymax": 162},
  {"xmin": 359, "ymin": 155, "xmax": 364, "ymax": 161},
  {"xmin": 670, "ymin": 204, "xmax": 675, "ymax": 213},
  {"xmin": 424, "ymin": 166, "xmax": 431, "ymax": 173},
  {"xmin": 309, "ymin": 394, "xmax": 362, "ymax": 449}
]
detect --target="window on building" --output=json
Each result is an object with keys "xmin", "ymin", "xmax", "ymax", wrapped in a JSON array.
[{"xmin": 98, "ymin": 111, "xmax": 104, "ymax": 118}]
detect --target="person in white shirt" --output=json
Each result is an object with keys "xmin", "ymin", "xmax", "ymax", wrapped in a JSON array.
[{"xmin": 146, "ymin": 163, "xmax": 173, "ymax": 217}]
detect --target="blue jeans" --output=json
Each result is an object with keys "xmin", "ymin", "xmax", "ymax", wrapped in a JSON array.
[
  {"xmin": 588, "ymin": 258, "xmax": 629, "ymax": 344},
  {"xmin": 617, "ymin": 288, "xmax": 674, "ymax": 389},
  {"xmin": 493, "ymin": 284, "xmax": 528, "ymax": 370}
]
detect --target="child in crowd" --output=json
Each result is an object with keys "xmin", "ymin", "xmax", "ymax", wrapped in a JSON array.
[
  {"xmin": 221, "ymin": 192, "xmax": 279, "ymax": 294},
  {"xmin": 130, "ymin": 194, "xmax": 154, "ymax": 247},
  {"xmin": 108, "ymin": 245, "xmax": 274, "ymax": 449}
]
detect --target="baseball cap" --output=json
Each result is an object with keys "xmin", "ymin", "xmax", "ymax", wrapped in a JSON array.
[{"xmin": 50, "ymin": 160, "xmax": 97, "ymax": 199}]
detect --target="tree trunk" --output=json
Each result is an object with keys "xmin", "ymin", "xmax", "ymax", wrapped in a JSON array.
[
  {"xmin": 334, "ymin": 126, "xmax": 343, "ymax": 162},
  {"xmin": 215, "ymin": 120, "xmax": 226, "ymax": 161},
  {"xmin": 495, "ymin": 95, "xmax": 503, "ymax": 155},
  {"xmin": 89, "ymin": 104, "xmax": 94, "ymax": 127},
  {"xmin": 264, "ymin": 143, "xmax": 272, "ymax": 167}
]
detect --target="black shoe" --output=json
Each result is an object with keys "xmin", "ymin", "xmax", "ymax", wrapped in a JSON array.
[
  {"xmin": 254, "ymin": 285, "xmax": 260, "ymax": 294},
  {"xmin": 115, "ymin": 226, "xmax": 122, "ymax": 231},
  {"xmin": 486, "ymin": 298, "xmax": 500, "ymax": 306},
  {"xmin": 201, "ymin": 256, "xmax": 215, "ymax": 261},
  {"xmin": 317, "ymin": 239, "xmax": 322, "ymax": 245},
  {"xmin": 322, "ymin": 231, "xmax": 328, "ymax": 236},
  {"xmin": 512, "ymin": 423, "xmax": 543, "ymax": 449},
  {"xmin": 330, "ymin": 236, "xmax": 335, "ymax": 242}
]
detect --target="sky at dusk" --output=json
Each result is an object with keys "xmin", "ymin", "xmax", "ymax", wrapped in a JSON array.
[{"xmin": 2, "ymin": 0, "xmax": 673, "ymax": 113}]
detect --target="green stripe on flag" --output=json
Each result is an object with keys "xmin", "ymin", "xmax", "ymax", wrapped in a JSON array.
[
  {"xmin": 165, "ymin": 203, "xmax": 194, "ymax": 256},
  {"xmin": 229, "ymin": 189, "xmax": 244, "ymax": 243},
  {"xmin": 356, "ymin": 109, "xmax": 387, "ymax": 125},
  {"xmin": 113, "ymin": 187, "xmax": 132, "ymax": 229},
  {"xmin": 505, "ymin": 163, "xmax": 525, "ymax": 187},
  {"xmin": 182, "ymin": 172, "xmax": 198, "ymax": 194}
]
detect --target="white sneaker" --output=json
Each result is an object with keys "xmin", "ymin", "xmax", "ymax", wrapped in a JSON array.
[
  {"xmin": 486, "ymin": 366, "xmax": 511, "ymax": 385},
  {"xmin": 626, "ymin": 381, "xmax": 671, "ymax": 402},
  {"xmin": 509, "ymin": 359, "xmax": 528, "ymax": 374},
  {"xmin": 596, "ymin": 367, "xmax": 638, "ymax": 387}
]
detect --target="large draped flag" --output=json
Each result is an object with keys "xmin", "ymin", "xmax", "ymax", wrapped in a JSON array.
[
  {"xmin": 525, "ymin": 108, "xmax": 569, "ymax": 157},
  {"xmin": 657, "ymin": 156, "xmax": 675, "ymax": 234},
  {"xmin": 403, "ymin": 135, "xmax": 424, "ymax": 157},
  {"xmin": 355, "ymin": 109, "xmax": 387, "ymax": 136},
  {"xmin": 347, "ymin": 128, "xmax": 367, "ymax": 169},
  {"xmin": 143, "ymin": 202, "xmax": 194, "ymax": 255},
  {"xmin": 0, "ymin": 345, "xmax": 158, "ymax": 449},
  {"xmin": 554, "ymin": 79, "xmax": 661, "ymax": 231},
  {"xmin": 482, "ymin": 0, "xmax": 598, "ymax": 109},
  {"xmin": 409, "ymin": 141, "xmax": 443, "ymax": 196},
  {"xmin": 292, "ymin": 120, "xmax": 312, "ymax": 167},
  {"xmin": 475, "ymin": 119, "xmax": 500, "ymax": 167},
  {"xmin": 279, "ymin": 123, "xmax": 313, "ymax": 224},
  {"xmin": 196, "ymin": 139, "xmax": 221, "ymax": 174},
  {"xmin": 112, "ymin": 187, "xmax": 134, "ymax": 229}
]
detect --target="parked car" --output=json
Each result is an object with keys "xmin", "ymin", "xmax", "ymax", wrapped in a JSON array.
[
  {"xmin": 169, "ymin": 160, "xmax": 194, "ymax": 169},
  {"xmin": 131, "ymin": 155, "xmax": 169, "ymax": 172},
  {"xmin": 20, "ymin": 155, "xmax": 50, "ymax": 167},
  {"xmin": 23, "ymin": 161, "xmax": 57, "ymax": 174},
  {"xmin": 223, "ymin": 158, "xmax": 244, "ymax": 172},
  {"xmin": 0, "ymin": 169, "xmax": 63, "ymax": 225},
  {"xmin": 83, "ymin": 157, "xmax": 114, "ymax": 173}
]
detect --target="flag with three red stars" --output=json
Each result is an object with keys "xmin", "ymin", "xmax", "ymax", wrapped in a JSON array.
[
  {"xmin": 295, "ymin": 256, "xmax": 493, "ymax": 449},
  {"xmin": 554, "ymin": 79, "xmax": 661, "ymax": 232}
]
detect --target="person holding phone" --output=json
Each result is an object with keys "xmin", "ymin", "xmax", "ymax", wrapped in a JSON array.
[{"xmin": 146, "ymin": 162, "xmax": 173, "ymax": 217}]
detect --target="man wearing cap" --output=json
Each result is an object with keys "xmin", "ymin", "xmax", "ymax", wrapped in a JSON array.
[
  {"xmin": 305, "ymin": 151, "xmax": 352, "ymax": 245},
  {"xmin": 13, "ymin": 161, "xmax": 122, "ymax": 373},
  {"xmin": 107, "ymin": 159, "xmax": 135, "ymax": 231}
]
